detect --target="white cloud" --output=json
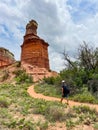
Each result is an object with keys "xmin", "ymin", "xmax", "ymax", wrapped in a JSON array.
[
  {"xmin": 0, "ymin": 0, "xmax": 98, "ymax": 72},
  {"xmin": 49, "ymin": 47, "xmax": 65, "ymax": 72}
]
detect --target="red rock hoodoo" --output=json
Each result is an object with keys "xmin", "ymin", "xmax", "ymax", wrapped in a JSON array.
[
  {"xmin": 21, "ymin": 20, "xmax": 50, "ymax": 70},
  {"xmin": 21, "ymin": 20, "xmax": 57, "ymax": 81}
]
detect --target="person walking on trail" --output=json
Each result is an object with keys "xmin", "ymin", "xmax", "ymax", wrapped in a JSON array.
[{"xmin": 60, "ymin": 80, "xmax": 70, "ymax": 104}]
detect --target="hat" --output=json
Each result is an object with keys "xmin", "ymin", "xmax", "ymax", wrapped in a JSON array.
[{"xmin": 62, "ymin": 80, "xmax": 65, "ymax": 83}]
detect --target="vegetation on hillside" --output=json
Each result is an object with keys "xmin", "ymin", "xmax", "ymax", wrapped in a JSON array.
[
  {"xmin": 0, "ymin": 82, "xmax": 98, "ymax": 130},
  {"xmin": 35, "ymin": 42, "xmax": 98, "ymax": 104},
  {"xmin": 0, "ymin": 42, "xmax": 98, "ymax": 129},
  {"xmin": 60, "ymin": 42, "xmax": 98, "ymax": 97}
]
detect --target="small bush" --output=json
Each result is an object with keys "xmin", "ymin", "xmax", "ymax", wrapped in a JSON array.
[
  {"xmin": 72, "ymin": 105, "xmax": 98, "ymax": 127},
  {"xmin": 34, "ymin": 84, "xmax": 61, "ymax": 98},
  {"xmin": 13, "ymin": 69, "xmax": 33, "ymax": 84},
  {"xmin": 73, "ymin": 105, "xmax": 96, "ymax": 114},
  {"xmin": 72, "ymin": 92, "xmax": 97, "ymax": 104},
  {"xmin": 18, "ymin": 119, "xmax": 36, "ymax": 130},
  {"xmin": 66, "ymin": 119, "xmax": 76, "ymax": 129},
  {"xmin": 16, "ymin": 61, "xmax": 21, "ymax": 67},
  {"xmin": 33, "ymin": 100, "xmax": 48, "ymax": 115},
  {"xmin": 13, "ymin": 69, "xmax": 25, "ymax": 77},
  {"xmin": 1, "ymin": 70, "xmax": 9, "ymax": 81},
  {"xmin": 0, "ymin": 97, "xmax": 10, "ymax": 108},
  {"xmin": 88, "ymin": 79, "xmax": 98, "ymax": 98},
  {"xmin": 45, "ymin": 105, "xmax": 66, "ymax": 122},
  {"xmin": 37, "ymin": 121, "xmax": 49, "ymax": 130},
  {"xmin": 0, "ymin": 108, "xmax": 11, "ymax": 119},
  {"xmin": 94, "ymin": 123, "xmax": 98, "ymax": 130},
  {"xmin": 0, "ymin": 83, "xmax": 13, "ymax": 89},
  {"xmin": 43, "ymin": 76, "xmax": 55, "ymax": 85},
  {"xmin": 5, "ymin": 118, "xmax": 37, "ymax": 130}
]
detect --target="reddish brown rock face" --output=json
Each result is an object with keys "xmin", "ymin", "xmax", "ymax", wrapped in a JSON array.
[
  {"xmin": 21, "ymin": 20, "xmax": 50, "ymax": 70},
  {"xmin": 0, "ymin": 47, "xmax": 15, "ymax": 68}
]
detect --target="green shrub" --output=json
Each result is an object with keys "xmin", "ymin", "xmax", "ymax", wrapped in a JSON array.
[
  {"xmin": 73, "ymin": 105, "xmax": 96, "ymax": 114},
  {"xmin": 66, "ymin": 119, "xmax": 76, "ymax": 129},
  {"xmin": 18, "ymin": 119, "xmax": 36, "ymax": 130},
  {"xmin": 13, "ymin": 69, "xmax": 33, "ymax": 84},
  {"xmin": 72, "ymin": 91, "xmax": 97, "ymax": 103},
  {"xmin": 33, "ymin": 99, "xmax": 66, "ymax": 122},
  {"xmin": 13, "ymin": 69, "xmax": 24, "ymax": 77},
  {"xmin": 33, "ymin": 99, "xmax": 48, "ymax": 115},
  {"xmin": 34, "ymin": 84, "xmax": 61, "ymax": 98},
  {"xmin": 5, "ymin": 118, "xmax": 37, "ymax": 130},
  {"xmin": 94, "ymin": 123, "xmax": 98, "ymax": 130},
  {"xmin": 73, "ymin": 105, "xmax": 98, "ymax": 126},
  {"xmin": 37, "ymin": 121, "xmax": 49, "ymax": 130},
  {"xmin": 45, "ymin": 105, "xmax": 66, "ymax": 122},
  {"xmin": 16, "ymin": 61, "xmax": 21, "ymax": 67},
  {"xmin": 43, "ymin": 76, "xmax": 55, "ymax": 85},
  {"xmin": 1, "ymin": 70, "xmax": 9, "ymax": 81},
  {"xmin": 88, "ymin": 79, "xmax": 98, "ymax": 98},
  {"xmin": 0, "ymin": 83, "xmax": 14, "ymax": 89},
  {"xmin": 0, "ymin": 97, "xmax": 10, "ymax": 108},
  {"xmin": 0, "ymin": 108, "xmax": 11, "ymax": 119}
]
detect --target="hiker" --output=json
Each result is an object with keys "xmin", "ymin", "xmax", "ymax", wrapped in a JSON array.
[{"xmin": 60, "ymin": 80, "xmax": 70, "ymax": 104}]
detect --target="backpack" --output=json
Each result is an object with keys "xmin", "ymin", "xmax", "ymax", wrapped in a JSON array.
[{"xmin": 63, "ymin": 85, "xmax": 70, "ymax": 94}]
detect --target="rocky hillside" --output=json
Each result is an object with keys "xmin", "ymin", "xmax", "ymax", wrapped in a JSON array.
[
  {"xmin": 0, "ymin": 61, "xmax": 58, "ymax": 83},
  {"xmin": 0, "ymin": 61, "xmax": 22, "ymax": 84}
]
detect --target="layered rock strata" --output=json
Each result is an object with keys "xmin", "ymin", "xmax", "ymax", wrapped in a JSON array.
[
  {"xmin": 21, "ymin": 20, "xmax": 54, "ymax": 81},
  {"xmin": 21, "ymin": 20, "xmax": 50, "ymax": 70},
  {"xmin": 0, "ymin": 47, "xmax": 15, "ymax": 68}
]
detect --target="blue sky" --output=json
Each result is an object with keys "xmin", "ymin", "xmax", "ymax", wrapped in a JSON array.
[
  {"xmin": 67, "ymin": 0, "xmax": 98, "ymax": 22},
  {"xmin": 0, "ymin": 0, "xmax": 98, "ymax": 72}
]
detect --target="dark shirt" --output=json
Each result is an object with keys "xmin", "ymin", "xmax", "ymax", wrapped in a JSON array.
[{"xmin": 62, "ymin": 85, "xmax": 70, "ymax": 94}]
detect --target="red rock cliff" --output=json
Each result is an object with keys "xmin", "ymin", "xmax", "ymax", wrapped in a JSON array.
[{"xmin": 0, "ymin": 47, "xmax": 15, "ymax": 68}]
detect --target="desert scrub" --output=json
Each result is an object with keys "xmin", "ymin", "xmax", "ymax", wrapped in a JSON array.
[
  {"xmin": 0, "ymin": 83, "xmax": 12, "ymax": 89},
  {"xmin": 13, "ymin": 69, "xmax": 33, "ymax": 84},
  {"xmin": 93, "ymin": 123, "xmax": 98, "ymax": 130},
  {"xmin": 0, "ymin": 107, "xmax": 13, "ymax": 127},
  {"xmin": 0, "ymin": 70, "xmax": 9, "ymax": 81},
  {"xmin": 33, "ymin": 99, "xmax": 67, "ymax": 122},
  {"xmin": 73, "ymin": 105, "xmax": 96, "ymax": 114},
  {"xmin": 65, "ymin": 105, "xmax": 98, "ymax": 130},
  {"xmin": 0, "ymin": 108, "xmax": 11, "ymax": 119},
  {"xmin": 66, "ymin": 119, "xmax": 76, "ymax": 130},
  {"xmin": 71, "ymin": 91, "xmax": 98, "ymax": 104},
  {"xmin": 34, "ymin": 83, "xmax": 61, "ymax": 98},
  {"xmin": 45, "ymin": 105, "xmax": 66, "ymax": 122},
  {"xmin": 73, "ymin": 105, "xmax": 98, "ymax": 125},
  {"xmin": 0, "ymin": 83, "xmax": 48, "ymax": 129},
  {"xmin": 4, "ymin": 118, "xmax": 37, "ymax": 130},
  {"xmin": 1, "ymin": 82, "xmax": 98, "ymax": 130},
  {"xmin": 37, "ymin": 120, "xmax": 49, "ymax": 130},
  {"xmin": 0, "ymin": 96, "xmax": 11, "ymax": 108}
]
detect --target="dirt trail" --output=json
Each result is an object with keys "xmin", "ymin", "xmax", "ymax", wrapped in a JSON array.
[{"xmin": 27, "ymin": 85, "xmax": 98, "ymax": 112}]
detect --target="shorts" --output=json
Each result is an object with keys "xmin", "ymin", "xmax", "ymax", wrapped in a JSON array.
[{"xmin": 62, "ymin": 93, "xmax": 68, "ymax": 98}]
